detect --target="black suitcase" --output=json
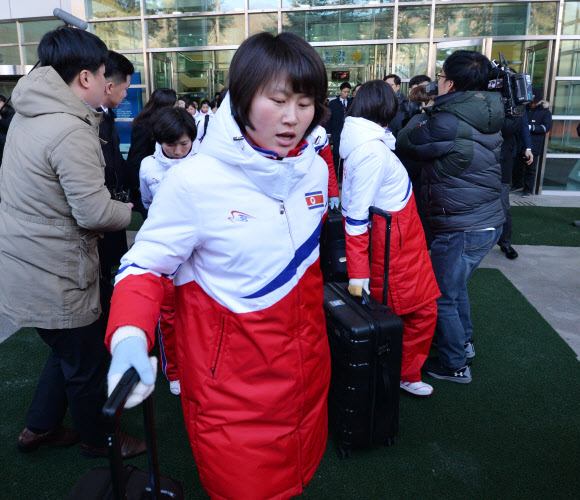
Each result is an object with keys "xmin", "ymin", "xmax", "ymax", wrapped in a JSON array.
[
  {"xmin": 67, "ymin": 368, "xmax": 184, "ymax": 499},
  {"xmin": 323, "ymin": 206, "xmax": 404, "ymax": 458},
  {"xmin": 320, "ymin": 207, "xmax": 348, "ymax": 283}
]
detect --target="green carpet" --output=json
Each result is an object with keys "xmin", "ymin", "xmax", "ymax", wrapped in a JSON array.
[
  {"xmin": 511, "ymin": 206, "xmax": 580, "ymax": 247},
  {"xmin": 1, "ymin": 269, "xmax": 578, "ymax": 498}
]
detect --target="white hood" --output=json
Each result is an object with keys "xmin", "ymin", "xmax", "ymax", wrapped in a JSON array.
[
  {"xmin": 339, "ymin": 117, "xmax": 396, "ymax": 159},
  {"xmin": 199, "ymin": 93, "xmax": 317, "ymax": 201},
  {"xmin": 151, "ymin": 140, "xmax": 197, "ymax": 169}
]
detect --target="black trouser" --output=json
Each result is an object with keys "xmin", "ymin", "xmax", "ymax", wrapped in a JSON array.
[
  {"xmin": 498, "ymin": 183, "xmax": 512, "ymax": 248},
  {"xmin": 331, "ymin": 139, "xmax": 341, "ymax": 181},
  {"xmin": 25, "ymin": 318, "xmax": 109, "ymax": 447},
  {"xmin": 512, "ymin": 154, "xmax": 540, "ymax": 193}
]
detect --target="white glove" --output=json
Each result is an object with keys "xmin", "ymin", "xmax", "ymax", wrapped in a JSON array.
[
  {"xmin": 108, "ymin": 327, "xmax": 157, "ymax": 409},
  {"xmin": 348, "ymin": 278, "xmax": 370, "ymax": 297},
  {"xmin": 329, "ymin": 197, "xmax": 340, "ymax": 210}
]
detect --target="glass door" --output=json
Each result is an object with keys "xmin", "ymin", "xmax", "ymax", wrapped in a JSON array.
[
  {"xmin": 432, "ymin": 38, "xmax": 490, "ymax": 76},
  {"xmin": 523, "ymin": 41, "xmax": 551, "ymax": 90}
]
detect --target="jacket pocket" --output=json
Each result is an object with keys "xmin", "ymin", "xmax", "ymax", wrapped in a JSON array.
[
  {"xmin": 210, "ymin": 315, "xmax": 228, "ymax": 379},
  {"xmin": 78, "ymin": 232, "xmax": 99, "ymax": 290}
]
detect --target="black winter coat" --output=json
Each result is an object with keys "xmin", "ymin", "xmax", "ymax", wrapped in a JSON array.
[
  {"xmin": 500, "ymin": 114, "xmax": 531, "ymax": 184},
  {"xmin": 98, "ymin": 109, "xmax": 128, "ymax": 274},
  {"xmin": 388, "ymin": 92, "xmax": 410, "ymax": 139},
  {"xmin": 527, "ymin": 102, "xmax": 552, "ymax": 155},
  {"xmin": 397, "ymin": 91, "xmax": 506, "ymax": 234}
]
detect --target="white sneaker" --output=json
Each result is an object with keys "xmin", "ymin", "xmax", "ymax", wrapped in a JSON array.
[
  {"xmin": 400, "ymin": 381, "xmax": 434, "ymax": 396},
  {"xmin": 169, "ymin": 380, "xmax": 181, "ymax": 396}
]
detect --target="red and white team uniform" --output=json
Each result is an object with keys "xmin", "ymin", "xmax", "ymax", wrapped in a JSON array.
[
  {"xmin": 340, "ymin": 116, "xmax": 440, "ymax": 383},
  {"xmin": 139, "ymin": 142, "xmax": 198, "ymax": 384},
  {"xmin": 308, "ymin": 125, "xmax": 339, "ymax": 199},
  {"xmin": 106, "ymin": 94, "xmax": 331, "ymax": 500}
]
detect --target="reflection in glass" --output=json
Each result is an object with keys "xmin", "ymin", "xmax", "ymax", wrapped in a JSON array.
[
  {"xmin": 250, "ymin": 14, "xmax": 278, "ymax": 36},
  {"xmin": 249, "ymin": 0, "xmax": 278, "ymax": 8},
  {"xmin": 553, "ymin": 81, "xmax": 580, "ymax": 116},
  {"xmin": 146, "ymin": 0, "xmax": 244, "ymax": 15},
  {"xmin": 282, "ymin": 0, "xmax": 381, "ymax": 6},
  {"xmin": 547, "ymin": 120, "xmax": 580, "ymax": 155},
  {"xmin": 21, "ymin": 21, "xmax": 63, "ymax": 43},
  {"xmin": 148, "ymin": 16, "xmax": 245, "ymax": 48},
  {"xmin": 283, "ymin": 8, "xmax": 393, "ymax": 42},
  {"xmin": 87, "ymin": 0, "xmax": 141, "ymax": 18},
  {"xmin": 0, "ymin": 23, "xmax": 18, "ymax": 44},
  {"xmin": 543, "ymin": 157, "xmax": 580, "ymax": 191},
  {"xmin": 398, "ymin": 7, "xmax": 430, "ymax": 39},
  {"xmin": 563, "ymin": 2, "xmax": 580, "ymax": 35},
  {"xmin": 23, "ymin": 45, "xmax": 40, "ymax": 65},
  {"xmin": 434, "ymin": 3, "xmax": 556, "ymax": 38},
  {"xmin": 558, "ymin": 41, "xmax": 580, "ymax": 77},
  {"xmin": 0, "ymin": 45, "xmax": 21, "ymax": 65},
  {"xmin": 93, "ymin": 21, "xmax": 143, "ymax": 50},
  {"xmin": 396, "ymin": 44, "xmax": 428, "ymax": 79}
]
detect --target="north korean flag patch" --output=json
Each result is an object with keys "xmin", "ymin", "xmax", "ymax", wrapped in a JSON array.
[{"xmin": 305, "ymin": 191, "xmax": 324, "ymax": 210}]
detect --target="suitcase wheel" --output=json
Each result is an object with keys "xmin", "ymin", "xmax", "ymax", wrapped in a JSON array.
[
  {"xmin": 336, "ymin": 444, "xmax": 351, "ymax": 460},
  {"xmin": 384, "ymin": 436, "xmax": 396, "ymax": 447}
]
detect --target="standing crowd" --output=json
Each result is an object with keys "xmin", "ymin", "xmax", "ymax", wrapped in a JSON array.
[{"xmin": 0, "ymin": 25, "xmax": 554, "ymax": 500}]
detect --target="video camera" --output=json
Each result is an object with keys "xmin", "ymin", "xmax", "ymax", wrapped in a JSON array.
[
  {"xmin": 424, "ymin": 52, "xmax": 533, "ymax": 117},
  {"xmin": 109, "ymin": 187, "xmax": 131, "ymax": 203}
]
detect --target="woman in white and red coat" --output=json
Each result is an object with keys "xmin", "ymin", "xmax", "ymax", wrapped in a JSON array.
[
  {"xmin": 105, "ymin": 33, "xmax": 331, "ymax": 500},
  {"xmin": 340, "ymin": 80, "xmax": 440, "ymax": 397}
]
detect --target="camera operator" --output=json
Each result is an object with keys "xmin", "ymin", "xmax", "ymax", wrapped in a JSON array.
[
  {"xmin": 0, "ymin": 27, "xmax": 143, "ymax": 458},
  {"xmin": 397, "ymin": 50, "xmax": 505, "ymax": 384}
]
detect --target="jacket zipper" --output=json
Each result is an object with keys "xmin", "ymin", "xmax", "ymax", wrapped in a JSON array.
[
  {"xmin": 211, "ymin": 317, "xmax": 225, "ymax": 377},
  {"xmin": 279, "ymin": 197, "xmax": 306, "ymax": 484}
]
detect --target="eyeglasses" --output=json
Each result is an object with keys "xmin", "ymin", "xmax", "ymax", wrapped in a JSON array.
[{"xmin": 436, "ymin": 72, "xmax": 446, "ymax": 82}]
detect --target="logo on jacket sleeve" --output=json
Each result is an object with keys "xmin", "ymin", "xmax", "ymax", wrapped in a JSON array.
[
  {"xmin": 229, "ymin": 211, "xmax": 255, "ymax": 223},
  {"xmin": 305, "ymin": 191, "xmax": 324, "ymax": 210}
]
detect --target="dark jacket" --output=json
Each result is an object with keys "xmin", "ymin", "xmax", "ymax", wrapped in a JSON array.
[
  {"xmin": 125, "ymin": 119, "xmax": 155, "ymax": 190},
  {"xmin": 389, "ymin": 92, "xmax": 410, "ymax": 139},
  {"xmin": 397, "ymin": 90, "xmax": 506, "ymax": 234},
  {"xmin": 98, "ymin": 108, "xmax": 129, "ymax": 275},
  {"xmin": 326, "ymin": 97, "xmax": 352, "ymax": 143},
  {"xmin": 500, "ymin": 114, "xmax": 532, "ymax": 184},
  {"xmin": 527, "ymin": 102, "xmax": 552, "ymax": 155},
  {"xmin": 0, "ymin": 102, "xmax": 15, "ymax": 166}
]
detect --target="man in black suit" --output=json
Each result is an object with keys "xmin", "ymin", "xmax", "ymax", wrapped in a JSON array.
[
  {"xmin": 98, "ymin": 51, "xmax": 135, "ymax": 315},
  {"xmin": 326, "ymin": 81, "xmax": 352, "ymax": 176}
]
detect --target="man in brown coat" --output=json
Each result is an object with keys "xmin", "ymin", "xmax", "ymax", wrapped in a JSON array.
[{"xmin": 0, "ymin": 27, "xmax": 144, "ymax": 458}]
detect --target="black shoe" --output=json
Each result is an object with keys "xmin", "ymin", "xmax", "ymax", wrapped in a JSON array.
[
  {"xmin": 422, "ymin": 357, "xmax": 472, "ymax": 384},
  {"xmin": 509, "ymin": 186, "xmax": 523, "ymax": 193},
  {"xmin": 501, "ymin": 245, "xmax": 518, "ymax": 260},
  {"xmin": 17, "ymin": 427, "xmax": 80, "ymax": 453},
  {"xmin": 522, "ymin": 191, "xmax": 531, "ymax": 198},
  {"xmin": 81, "ymin": 432, "xmax": 146, "ymax": 459}
]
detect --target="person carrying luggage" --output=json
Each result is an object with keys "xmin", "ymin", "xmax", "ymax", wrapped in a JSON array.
[
  {"xmin": 340, "ymin": 80, "xmax": 440, "ymax": 397},
  {"xmin": 139, "ymin": 107, "xmax": 198, "ymax": 396},
  {"xmin": 105, "ymin": 32, "xmax": 331, "ymax": 500}
]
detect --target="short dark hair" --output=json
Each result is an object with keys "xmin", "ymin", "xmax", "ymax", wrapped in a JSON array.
[
  {"xmin": 186, "ymin": 101, "xmax": 196, "ymax": 109},
  {"xmin": 132, "ymin": 88, "xmax": 176, "ymax": 127},
  {"xmin": 383, "ymin": 74, "xmax": 401, "ymax": 86},
  {"xmin": 339, "ymin": 82, "xmax": 352, "ymax": 91},
  {"xmin": 346, "ymin": 80, "xmax": 398, "ymax": 128},
  {"xmin": 409, "ymin": 75, "xmax": 431, "ymax": 88},
  {"xmin": 152, "ymin": 107, "xmax": 197, "ymax": 144},
  {"xmin": 228, "ymin": 32, "xmax": 328, "ymax": 138},
  {"xmin": 200, "ymin": 99, "xmax": 211, "ymax": 107},
  {"xmin": 178, "ymin": 96, "xmax": 188, "ymax": 105},
  {"xmin": 104, "ymin": 51, "xmax": 135, "ymax": 84},
  {"xmin": 38, "ymin": 26, "xmax": 108, "ymax": 85},
  {"xmin": 210, "ymin": 99, "xmax": 218, "ymax": 109},
  {"xmin": 443, "ymin": 50, "xmax": 491, "ymax": 92}
]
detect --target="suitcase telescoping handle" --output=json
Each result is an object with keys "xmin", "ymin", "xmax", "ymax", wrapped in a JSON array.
[
  {"xmin": 365, "ymin": 206, "xmax": 392, "ymax": 306},
  {"xmin": 102, "ymin": 368, "xmax": 162, "ymax": 500}
]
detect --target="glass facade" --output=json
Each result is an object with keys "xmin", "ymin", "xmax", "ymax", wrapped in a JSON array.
[{"xmin": 1, "ymin": 0, "xmax": 579, "ymax": 192}]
